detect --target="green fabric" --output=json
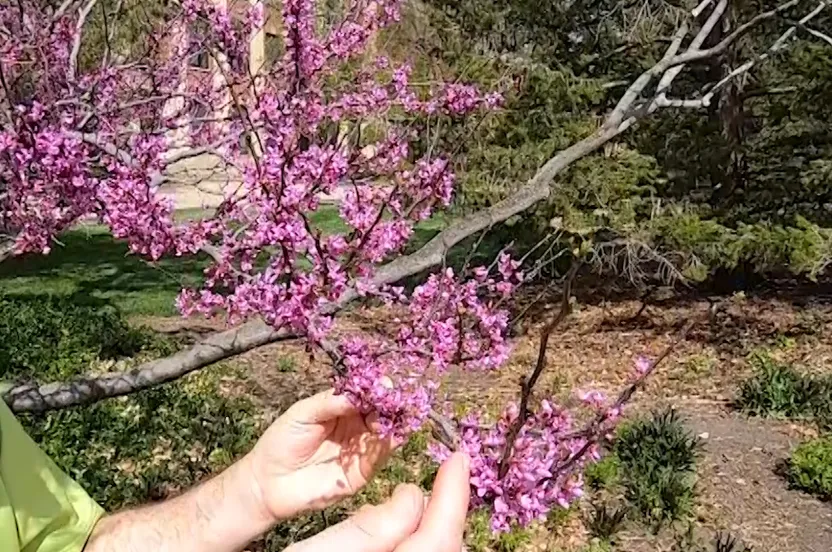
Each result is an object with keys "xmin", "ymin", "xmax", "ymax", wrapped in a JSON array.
[{"xmin": 0, "ymin": 400, "xmax": 104, "ymax": 552}]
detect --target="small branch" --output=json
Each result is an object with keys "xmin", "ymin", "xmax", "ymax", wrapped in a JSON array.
[
  {"xmin": 0, "ymin": 60, "xmax": 15, "ymax": 124},
  {"xmin": 551, "ymin": 303, "xmax": 719, "ymax": 476},
  {"xmin": 429, "ymin": 410, "xmax": 460, "ymax": 451},
  {"xmin": 497, "ymin": 261, "xmax": 581, "ymax": 479},
  {"xmin": 67, "ymin": 0, "xmax": 98, "ymax": 82},
  {"xmin": 699, "ymin": 1, "xmax": 829, "ymax": 105},
  {"xmin": 792, "ymin": 19, "xmax": 832, "ymax": 46},
  {"xmin": 669, "ymin": 0, "xmax": 805, "ymax": 68},
  {"xmin": 692, "ymin": 0, "xmax": 715, "ymax": 18},
  {"xmin": 52, "ymin": 0, "xmax": 78, "ymax": 20},
  {"xmin": 654, "ymin": 0, "xmax": 728, "ymax": 97},
  {"xmin": 101, "ymin": 0, "xmax": 125, "ymax": 67}
]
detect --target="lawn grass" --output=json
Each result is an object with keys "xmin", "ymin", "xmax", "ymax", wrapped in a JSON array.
[
  {"xmin": 0, "ymin": 206, "xmax": 456, "ymax": 317},
  {"xmin": 0, "ymin": 225, "xmax": 209, "ymax": 316}
]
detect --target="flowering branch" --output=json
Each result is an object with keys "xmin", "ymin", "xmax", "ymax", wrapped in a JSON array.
[
  {"xmin": 551, "ymin": 309, "xmax": 708, "ymax": 476},
  {"xmin": 497, "ymin": 260, "xmax": 581, "ymax": 479}
]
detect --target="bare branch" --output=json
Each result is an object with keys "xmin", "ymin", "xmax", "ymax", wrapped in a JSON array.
[
  {"xmin": 654, "ymin": 0, "xmax": 727, "ymax": 98},
  {"xmin": 101, "ymin": 0, "xmax": 125, "ymax": 67},
  {"xmin": 669, "ymin": 0, "xmax": 806, "ymax": 68},
  {"xmin": 607, "ymin": 23, "xmax": 689, "ymax": 129},
  {"xmin": 52, "ymin": 0, "xmax": 78, "ymax": 20},
  {"xmin": 699, "ymin": 1, "xmax": 829, "ymax": 105},
  {"xmin": 67, "ymin": 0, "xmax": 98, "ymax": 81},
  {"xmin": 692, "ymin": 0, "xmax": 715, "ymax": 18},
  {"xmin": 793, "ymin": 19, "xmax": 832, "ymax": 47}
]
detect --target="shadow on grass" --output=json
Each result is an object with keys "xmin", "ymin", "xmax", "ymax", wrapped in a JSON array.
[
  {"xmin": 0, "ymin": 208, "xmax": 517, "ymax": 316},
  {"xmin": 0, "ymin": 227, "xmax": 210, "ymax": 316}
]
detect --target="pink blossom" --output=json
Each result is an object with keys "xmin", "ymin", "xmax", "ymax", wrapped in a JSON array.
[
  {"xmin": 0, "ymin": 0, "xmax": 553, "ymax": 536},
  {"xmin": 635, "ymin": 355, "xmax": 652, "ymax": 376}
]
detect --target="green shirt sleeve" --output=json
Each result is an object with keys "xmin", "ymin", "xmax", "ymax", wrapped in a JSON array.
[{"xmin": 0, "ymin": 401, "xmax": 104, "ymax": 552}]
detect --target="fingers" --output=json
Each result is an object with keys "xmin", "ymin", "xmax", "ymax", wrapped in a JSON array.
[
  {"xmin": 286, "ymin": 389, "xmax": 358, "ymax": 425},
  {"xmin": 397, "ymin": 452, "xmax": 471, "ymax": 552},
  {"xmin": 286, "ymin": 484, "xmax": 424, "ymax": 552},
  {"xmin": 350, "ymin": 427, "xmax": 397, "ymax": 489}
]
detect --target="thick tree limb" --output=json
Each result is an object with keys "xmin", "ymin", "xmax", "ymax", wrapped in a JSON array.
[{"xmin": 4, "ymin": 319, "xmax": 289, "ymax": 413}]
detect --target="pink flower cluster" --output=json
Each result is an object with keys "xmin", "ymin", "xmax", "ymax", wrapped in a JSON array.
[
  {"xmin": 334, "ymin": 262, "xmax": 521, "ymax": 440},
  {"xmin": 424, "ymin": 353, "xmax": 653, "ymax": 533},
  {"xmin": 0, "ymin": 106, "xmax": 96, "ymax": 254},
  {"xmin": 429, "ymin": 401, "xmax": 596, "ymax": 533},
  {"xmin": 0, "ymin": 0, "xmax": 610, "ymax": 537}
]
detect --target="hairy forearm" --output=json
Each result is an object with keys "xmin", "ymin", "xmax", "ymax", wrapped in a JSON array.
[{"xmin": 85, "ymin": 455, "xmax": 274, "ymax": 552}]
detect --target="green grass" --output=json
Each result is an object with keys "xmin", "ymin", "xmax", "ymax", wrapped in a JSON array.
[
  {"xmin": 0, "ymin": 225, "xmax": 210, "ymax": 316},
  {"xmin": 0, "ymin": 207, "xmax": 458, "ymax": 317}
]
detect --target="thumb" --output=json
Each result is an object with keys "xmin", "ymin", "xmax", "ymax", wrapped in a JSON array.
[{"xmin": 285, "ymin": 484, "xmax": 425, "ymax": 552}]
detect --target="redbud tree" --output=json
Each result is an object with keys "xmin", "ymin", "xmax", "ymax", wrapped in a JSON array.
[{"xmin": 0, "ymin": 0, "xmax": 681, "ymax": 533}]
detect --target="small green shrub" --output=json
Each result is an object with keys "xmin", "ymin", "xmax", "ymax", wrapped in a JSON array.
[
  {"xmin": 276, "ymin": 357, "xmax": 297, "ymax": 373},
  {"xmin": 580, "ymin": 541, "xmax": 613, "ymax": 552},
  {"xmin": 738, "ymin": 353, "xmax": 818, "ymax": 418},
  {"xmin": 615, "ymin": 409, "xmax": 701, "ymax": 529},
  {"xmin": 672, "ymin": 527, "xmax": 753, "ymax": 552},
  {"xmin": 787, "ymin": 436, "xmax": 832, "ymax": 499},
  {"xmin": 616, "ymin": 409, "xmax": 700, "ymax": 474},
  {"xmin": 0, "ymin": 295, "xmax": 175, "ymax": 382},
  {"xmin": 715, "ymin": 532, "xmax": 754, "ymax": 552},
  {"xmin": 585, "ymin": 501, "xmax": 627, "ymax": 543},
  {"xmin": 737, "ymin": 352, "xmax": 832, "ymax": 426}
]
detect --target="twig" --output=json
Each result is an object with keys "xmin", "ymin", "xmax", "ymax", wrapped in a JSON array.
[
  {"xmin": 429, "ymin": 410, "xmax": 460, "ymax": 450},
  {"xmin": 551, "ymin": 303, "xmax": 719, "ymax": 476},
  {"xmin": 497, "ymin": 261, "xmax": 581, "ymax": 479}
]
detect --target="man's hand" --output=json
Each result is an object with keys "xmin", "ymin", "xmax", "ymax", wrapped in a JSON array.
[
  {"xmin": 286, "ymin": 452, "xmax": 472, "ymax": 552},
  {"xmin": 245, "ymin": 389, "xmax": 397, "ymax": 521},
  {"xmin": 85, "ymin": 390, "xmax": 466, "ymax": 552}
]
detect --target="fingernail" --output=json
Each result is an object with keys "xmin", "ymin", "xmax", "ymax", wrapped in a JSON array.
[{"xmin": 458, "ymin": 452, "xmax": 471, "ymax": 472}]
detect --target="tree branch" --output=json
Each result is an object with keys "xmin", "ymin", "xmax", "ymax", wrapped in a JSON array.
[
  {"xmin": 67, "ymin": 0, "xmax": 98, "ymax": 82},
  {"xmin": 4, "ymin": 319, "xmax": 291, "ymax": 413},
  {"xmin": 497, "ymin": 261, "xmax": 581, "ymax": 479}
]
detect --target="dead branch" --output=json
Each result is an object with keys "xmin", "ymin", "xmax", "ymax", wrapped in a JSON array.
[{"xmin": 588, "ymin": 238, "xmax": 688, "ymax": 290}]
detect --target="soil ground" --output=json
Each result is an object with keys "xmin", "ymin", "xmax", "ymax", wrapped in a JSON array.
[{"xmin": 144, "ymin": 296, "xmax": 832, "ymax": 551}]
